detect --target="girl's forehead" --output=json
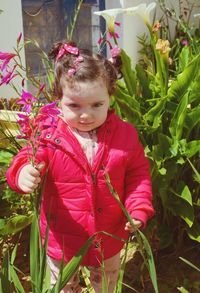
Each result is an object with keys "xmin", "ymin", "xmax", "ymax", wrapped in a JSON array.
[
  {"xmin": 62, "ymin": 78, "xmax": 108, "ymax": 95},
  {"xmin": 61, "ymin": 79, "xmax": 109, "ymax": 103}
]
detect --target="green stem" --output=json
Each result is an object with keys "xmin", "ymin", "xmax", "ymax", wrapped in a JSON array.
[{"xmin": 146, "ymin": 23, "xmax": 166, "ymax": 96}]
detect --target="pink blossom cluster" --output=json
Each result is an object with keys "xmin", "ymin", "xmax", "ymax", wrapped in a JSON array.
[
  {"xmin": 0, "ymin": 33, "xmax": 60, "ymax": 141},
  {"xmin": 0, "ymin": 52, "xmax": 18, "ymax": 85}
]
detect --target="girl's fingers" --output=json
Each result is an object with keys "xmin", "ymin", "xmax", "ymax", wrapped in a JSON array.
[{"xmin": 125, "ymin": 220, "xmax": 142, "ymax": 232}]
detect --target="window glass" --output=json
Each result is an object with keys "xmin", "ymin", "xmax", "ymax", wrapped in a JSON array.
[{"xmin": 22, "ymin": 0, "xmax": 103, "ymax": 77}]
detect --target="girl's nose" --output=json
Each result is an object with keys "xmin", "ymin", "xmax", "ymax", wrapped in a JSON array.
[{"xmin": 79, "ymin": 111, "xmax": 91, "ymax": 120}]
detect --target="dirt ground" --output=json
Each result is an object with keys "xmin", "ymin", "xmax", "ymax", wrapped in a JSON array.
[{"xmin": 122, "ymin": 241, "xmax": 200, "ymax": 293}]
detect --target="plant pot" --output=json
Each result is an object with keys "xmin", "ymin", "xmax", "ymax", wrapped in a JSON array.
[{"xmin": 0, "ymin": 110, "xmax": 21, "ymax": 147}]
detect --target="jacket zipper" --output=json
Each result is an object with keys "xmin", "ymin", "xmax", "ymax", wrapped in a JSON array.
[{"xmin": 92, "ymin": 173, "xmax": 97, "ymax": 185}]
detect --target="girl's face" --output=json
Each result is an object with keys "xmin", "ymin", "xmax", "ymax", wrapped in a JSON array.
[{"xmin": 60, "ymin": 78, "xmax": 110, "ymax": 131}]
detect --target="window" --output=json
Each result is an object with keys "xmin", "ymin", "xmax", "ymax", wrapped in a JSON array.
[{"xmin": 22, "ymin": 0, "xmax": 105, "ymax": 76}]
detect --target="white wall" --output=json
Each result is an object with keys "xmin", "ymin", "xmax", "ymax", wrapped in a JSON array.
[{"xmin": 0, "ymin": 0, "xmax": 26, "ymax": 98}]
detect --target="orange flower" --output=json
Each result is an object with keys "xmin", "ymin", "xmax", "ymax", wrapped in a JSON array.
[
  {"xmin": 156, "ymin": 39, "xmax": 170, "ymax": 54},
  {"xmin": 152, "ymin": 21, "xmax": 161, "ymax": 33}
]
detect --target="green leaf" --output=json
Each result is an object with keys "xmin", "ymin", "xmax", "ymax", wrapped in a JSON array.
[
  {"xmin": 184, "ymin": 140, "xmax": 200, "ymax": 158},
  {"xmin": 115, "ymin": 83, "xmax": 140, "ymax": 111},
  {"xmin": 120, "ymin": 49, "xmax": 136, "ymax": 97},
  {"xmin": 185, "ymin": 105, "xmax": 200, "ymax": 131},
  {"xmin": 169, "ymin": 185, "xmax": 194, "ymax": 227},
  {"xmin": 169, "ymin": 93, "xmax": 188, "ymax": 139},
  {"xmin": 179, "ymin": 185, "xmax": 193, "ymax": 206},
  {"xmin": 158, "ymin": 134, "xmax": 173, "ymax": 159},
  {"xmin": 179, "ymin": 256, "xmax": 200, "ymax": 273},
  {"xmin": 188, "ymin": 76, "xmax": 200, "ymax": 104},
  {"xmin": 30, "ymin": 213, "xmax": 39, "ymax": 292},
  {"xmin": 0, "ymin": 150, "xmax": 13, "ymax": 164},
  {"xmin": 187, "ymin": 158, "xmax": 200, "ymax": 184},
  {"xmin": 144, "ymin": 98, "xmax": 167, "ymax": 128},
  {"xmin": 10, "ymin": 266, "xmax": 26, "ymax": 293},
  {"xmin": 114, "ymin": 241, "xmax": 129, "ymax": 293},
  {"xmin": 158, "ymin": 167, "xmax": 167, "ymax": 175},
  {"xmin": 167, "ymin": 53, "xmax": 200, "ymax": 100},
  {"xmin": 138, "ymin": 230, "xmax": 159, "ymax": 293},
  {"xmin": 0, "ymin": 214, "xmax": 33, "ymax": 236},
  {"xmin": 136, "ymin": 64, "xmax": 152, "ymax": 99},
  {"xmin": 51, "ymin": 234, "xmax": 97, "ymax": 292},
  {"xmin": 179, "ymin": 46, "xmax": 190, "ymax": 71},
  {"xmin": 105, "ymin": 172, "xmax": 159, "ymax": 293},
  {"xmin": 0, "ymin": 251, "xmax": 12, "ymax": 293},
  {"xmin": 186, "ymin": 221, "xmax": 200, "ymax": 243},
  {"xmin": 113, "ymin": 96, "xmax": 141, "ymax": 126},
  {"xmin": 177, "ymin": 286, "xmax": 190, "ymax": 293}
]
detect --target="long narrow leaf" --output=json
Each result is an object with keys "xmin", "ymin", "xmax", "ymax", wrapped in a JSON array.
[
  {"xmin": 51, "ymin": 230, "xmax": 125, "ymax": 293},
  {"xmin": 169, "ymin": 93, "xmax": 188, "ymax": 139},
  {"xmin": 0, "ymin": 251, "xmax": 12, "ymax": 293},
  {"xmin": 114, "ymin": 241, "xmax": 129, "ymax": 293},
  {"xmin": 10, "ymin": 266, "xmax": 26, "ymax": 293},
  {"xmin": 179, "ymin": 257, "xmax": 200, "ymax": 272},
  {"xmin": 30, "ymin": 212, "xmax": 40, "ymax": 292},
  {"xmin": 105, "ymin": 172, "xmax": 159, "ymax": 293},
  {"xmin": 51, "ymin": 234, "xmax": 97, "ymax": 293},
  {"xmin": 120, "ymin": 49, "xmax": 136, "ymax": 97},
  {"xmin": 187, "ymin": 158, "xmax": 200, "ymax": 183},
  {"xmin": 38, "ymin": 221, "xmax": 50, "ymax": 291}
]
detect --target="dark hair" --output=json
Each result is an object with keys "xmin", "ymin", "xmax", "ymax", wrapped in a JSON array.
[{"xmin": 48, "ymin": 40, "xmax": 122, "ymax": 99}]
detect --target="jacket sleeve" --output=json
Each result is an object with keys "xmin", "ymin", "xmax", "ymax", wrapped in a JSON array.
[
  {"xmin": 124, "ymin": 127, "xmax": 154, "ymax": 228},
  {"xmin": 6, "ymin": 144, "xmax": 48, "ymax": 194}
]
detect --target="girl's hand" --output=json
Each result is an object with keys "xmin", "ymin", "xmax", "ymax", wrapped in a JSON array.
[
  {"xmin": 18, "ymin": 162, "xmax": 45, "ymax": 193},
  {"xmin": 125, "ymin": 219, "xmax": 142, "ymax": 233}
]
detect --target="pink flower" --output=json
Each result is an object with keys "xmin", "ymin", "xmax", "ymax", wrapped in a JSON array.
[
  {"xmin": 17, "ymin": 113, "xmax": 32, "ymax": 139},
  {"xmin": 114, "ymin": 21, "xmax": 121, "ymax": 26},
  {"xmin": 17, "ymin": 90, "xmax": 37, "ymax": 113},
  {"xmin": 111, "ymin": 47, "xmax": 121, "ymax": 58},
  {"xmin": 39, "ymin": 101, "xmax": 60, "ymax": 116},
  {"xmin": 98, "ymin": 36, "xmax": 104, "ymax": 45},
  {"xmin": 38, "ymin": 83, "xmax": 45, "ymax": 94},
  {"xmin": 37, "ymin": 101, "xmax": 61, "ymax": 124},
  {"xmin": 108, "ymin": 31, "xmax": 120, "ymax": 39},
  {"xmin": 0, "ymin": 52, "xmax": 16, "ymax": 71},
  {"xmin": 0, "ymin": 65, "xmax": 18, "ymax": 85},
  {"xmin": 181, "ymin": 39, "xmax": 189, "ymax": 46},
  {"xmin": 17, "ymin": 32, "xmax": 22, "ymax": 45}
]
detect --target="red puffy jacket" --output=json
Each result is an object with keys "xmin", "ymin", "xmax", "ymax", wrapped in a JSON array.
[{"xmin": 6, "ymin": 111, "xmax": 154, "ymax": 266}]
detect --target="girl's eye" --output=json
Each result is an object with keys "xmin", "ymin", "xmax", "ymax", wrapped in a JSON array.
[
  {"xmin": 93, "ymin": 103, "xmax": 103, "ymax": 108},
  {"xmin": 68, "ymin": 103, "xmax": 79, "ymax": 108}
]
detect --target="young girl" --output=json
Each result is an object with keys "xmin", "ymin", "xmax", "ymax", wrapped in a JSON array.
[{"xmin": 6, "ymin": 41, "xmax": 154, "ymax": 292}]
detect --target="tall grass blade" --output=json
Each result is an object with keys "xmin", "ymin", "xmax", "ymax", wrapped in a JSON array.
[
  {"xmin": 9, "ymin": 242, "xmax": 26, "ymax": 293},
  {"xmin": 10, "ymin": 266, "xmax": 26, "ymax": 293},
  {"xmin": 114, "ymin": 241, "xmax": 129, "ymax": 293},
  {"xmin": 37, "ymin": 212, "xmax": 50, "ymax": 291},
  {"xmin": 137, "ymin": 230, "xmax": 158, "ymax": 292},
  {"xmin": 51, "ymin": 234, "xmax": 97, "ymax": 293},
  {"xmin": 0, "ymin": 251, "xmax": 12, "ymax": 293},
  {"xmin": 81, "ymin": 267, "xmax": 95, "ymax": 292},
  {"xmin": 187, "ymin": 158, "xmax": 200, "ymax": 183},
  {"xmin": 105, "ymin": 172, "xmax": 159, "ymax": 293},
  {"xmin": 30, "ymin": 212, "xmax": 40, "ymax": 292},
  {"xmin": 179, "ymin": 257, "xmax": 200, "ymax": 272}
]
